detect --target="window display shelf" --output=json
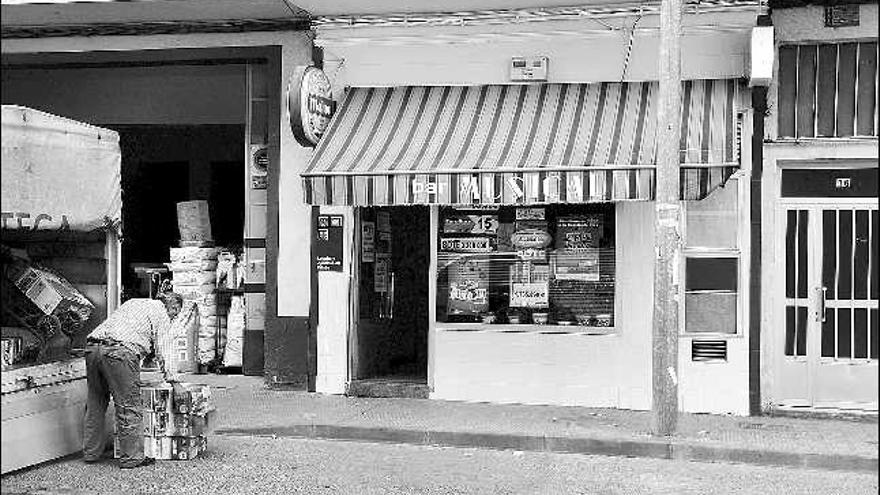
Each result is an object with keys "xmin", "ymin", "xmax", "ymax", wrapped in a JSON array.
[{"xmin": 436, "ymin": 323, "xmax": 616, "ymax": 336}]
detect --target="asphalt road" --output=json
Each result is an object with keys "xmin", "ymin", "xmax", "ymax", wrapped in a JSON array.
[{"xmin": 1, "ymin": 436, "xmax": 877, "ymax": 495}]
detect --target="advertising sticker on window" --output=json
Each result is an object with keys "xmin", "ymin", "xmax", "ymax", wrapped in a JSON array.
[
  {"xmin": 447, "ymin": 260, "xmax": 489, "ymax": 316},
  {"xmin": 510, "ymin": 282, "xmax": 549, "ymax": 308},
  {"xmin": 443, "ymin": 215, "xmax": 499, "ymax": 234}
]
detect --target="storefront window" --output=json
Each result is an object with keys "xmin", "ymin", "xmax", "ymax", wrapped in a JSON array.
[
  {"xmin": 436, "ymin": 205, "xmax": 615, "ymax": 328},
  {"xmin": 685, "ymin": 257, "xmax": 738, "ymax": 334},
  {"xmin": 684, "ymin": 179, "xmax": 741, "ymax": 335}
]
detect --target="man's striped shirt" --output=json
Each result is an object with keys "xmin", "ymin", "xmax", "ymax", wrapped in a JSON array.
[{"xmin": 87, "ymin": 298, "xmax": 170, "ymax": 361}]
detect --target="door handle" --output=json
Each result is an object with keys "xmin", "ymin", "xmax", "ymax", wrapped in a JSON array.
[{"xmin": 817, "ymin": 286, "xmax": 827, "ymax": 323}]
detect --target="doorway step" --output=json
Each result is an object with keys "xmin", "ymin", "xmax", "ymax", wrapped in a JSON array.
[{"xmin": 346, "ymin": 377, "xmax": 430, "ymax": 399}]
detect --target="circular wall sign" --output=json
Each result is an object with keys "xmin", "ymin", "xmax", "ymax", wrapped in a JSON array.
[{"xmin": 288, "ymin": 65, "xmax": 334, "ymax": 147}]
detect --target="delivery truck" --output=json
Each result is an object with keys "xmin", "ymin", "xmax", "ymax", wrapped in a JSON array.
[{"xmin": 1, "ymin": 105, "xmax": 122, "ymax": 474}]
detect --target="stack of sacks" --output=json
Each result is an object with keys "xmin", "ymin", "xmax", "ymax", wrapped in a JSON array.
[
  {"xmin": 168, "ymin": 247, "xmax": 219, "ymax": 366},
  {"xmin": 115, "ymin": 383, "xmax": 215, "ymax": 461}
]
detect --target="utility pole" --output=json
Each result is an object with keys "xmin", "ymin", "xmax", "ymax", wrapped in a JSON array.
[{"xmin": 652, "ymin": 0, "xmax": 683, "ymax": 436}]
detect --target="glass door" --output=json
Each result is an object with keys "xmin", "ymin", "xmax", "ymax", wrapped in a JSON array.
[{"xmin": 778, "ymin": 203, "xmax": 878, "ymax": 410}]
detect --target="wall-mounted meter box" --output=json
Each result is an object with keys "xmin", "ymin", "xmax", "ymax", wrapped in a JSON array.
[{"xmin": 510, "ymin": 56, "xmax": 549, "ymax": 82}]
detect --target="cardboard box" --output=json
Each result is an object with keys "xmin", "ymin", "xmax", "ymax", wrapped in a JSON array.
[
  {"xmin": 144, "ymin": 435, "xmax": 206, "ymax": 460},
  {"xmin": 115, "ymin": 435, "xmax": 207, "ymax": 461},
  {"xmin": 142, "ymin": 411, "xmax": 211, "ymax": 437},
  {"xmin": 140, "ymin": 383, "xmax": 214, "ymax": 414}
]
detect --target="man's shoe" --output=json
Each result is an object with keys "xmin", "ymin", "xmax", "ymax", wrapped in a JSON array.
[
  {"xmin": 83, "ymin": 457, "xmax": 102, "ymax": 464},
  {"xmin": 120, "ymin": 457, "xmax": 155, "ymax": 469}
]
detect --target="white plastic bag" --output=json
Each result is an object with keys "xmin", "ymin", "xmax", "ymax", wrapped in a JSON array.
[{"xmin": 222, "ymin": 295, "xmax": 246, "ymax": 368}]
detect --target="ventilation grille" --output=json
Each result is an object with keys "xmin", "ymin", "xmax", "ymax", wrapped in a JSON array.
[{"xmin": 692, "ymin": 340, "xmax": 728, "ymax": 362}]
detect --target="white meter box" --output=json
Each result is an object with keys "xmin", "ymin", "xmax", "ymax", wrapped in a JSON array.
[{"xmin": 510, "ymin": 56, "xmax": 549, "ymax": 82}]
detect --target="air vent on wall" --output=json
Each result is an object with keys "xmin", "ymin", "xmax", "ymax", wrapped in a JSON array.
[{"xmin": 692, "ymin": 340, "xmax": 728, "ymax": 362}]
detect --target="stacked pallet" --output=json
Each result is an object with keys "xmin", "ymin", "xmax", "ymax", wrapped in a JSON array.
[
  {"xmin": 168, "ymin": 247, "xmax": 219, "ymax": 366},
  {"xmin": 115, "ymin": 383, "xmax": 214, "ymax": 461}
]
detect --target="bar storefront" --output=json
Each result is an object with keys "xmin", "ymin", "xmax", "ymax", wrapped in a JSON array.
[{"xmin": 302, "ymin": 78, "xmax": 746, "ymax": 410}]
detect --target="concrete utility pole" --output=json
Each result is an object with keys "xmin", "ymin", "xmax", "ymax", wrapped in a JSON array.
[{"xmin": 652, "ymin": 0, "xmax": 683, "ymax": 436}]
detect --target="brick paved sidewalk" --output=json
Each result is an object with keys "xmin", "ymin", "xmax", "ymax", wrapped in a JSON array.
[{"xmin": 185, "ymin": 374, "xmax": 878, "ymax": 473}]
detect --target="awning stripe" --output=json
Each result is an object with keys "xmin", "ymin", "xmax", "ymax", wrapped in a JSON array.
[{"xmin": 303, "ymin": 80, "xmax": 743, "ymax": 206}]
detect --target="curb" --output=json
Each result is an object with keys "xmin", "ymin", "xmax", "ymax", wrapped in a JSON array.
[{"xmin": 214, "ymin": 425, "xmax": 879, "ymax": 474}]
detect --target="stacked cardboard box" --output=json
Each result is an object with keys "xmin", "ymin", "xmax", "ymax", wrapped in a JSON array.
[
  {"xmin": 115, "ymin": 383, "xmax": 214, "ymax": 461},
  {"xmin": 168, "ymin": 247, "xmax": 219, "ymax": 365}
]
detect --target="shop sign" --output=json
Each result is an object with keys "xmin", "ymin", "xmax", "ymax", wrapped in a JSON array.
[
  {"xmin": 443, "ymin": 215, "xmax": 499, "ymax": 234},
  {"xmin": 314, "ymin": 214, "xmax": 344, "ymax": 272},
  {"xmin": 250, "ymin": 145, "xmax": 268, "ymax": 190},
  {"xmin": 374, "ymin": 254, "xmax": 391, "ymax": 293},
  {"xmin": 361, "ymin": 221, "xmax": 375, "ymax": 263},
  {"xmin": 440, "ymin": 237, "xmax": 493, "ymax": 253},
  {"xmin": 1, "ymin": 211, "xmax": 70, "ymax": 231},
  {"xmin": 510, "ymin": 229, "xmax": 552, "ymax": 249},
  {"xmin": 411, "ymin": 174, "xmax": 583, "ymax": 202},
  {"xmin": 288, "ymin": 66, "xmax": 335, "ymax": 147},
  {"xmin": 510, "ymin": 282, "xmax": 549, "ymax": 308}
]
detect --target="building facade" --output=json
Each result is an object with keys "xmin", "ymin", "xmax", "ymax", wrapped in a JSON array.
[
  {"xmin": 760, "ymin": 0, "xmax": 878, "ymax": 413},
  {"xmin": 302, "ymin": 0, "xmax": 766, "ymax": 415},
  {"xmin": 1, "ymin": 0, "xmax": 317, "ymax": 386}
]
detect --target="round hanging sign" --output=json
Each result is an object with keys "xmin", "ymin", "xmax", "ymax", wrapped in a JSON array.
[{"xmin": 287, "ymin": 65, "xmax": 335, "ymax": 147}]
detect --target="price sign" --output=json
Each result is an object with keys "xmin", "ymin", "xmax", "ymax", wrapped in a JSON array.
[
  {"xmin": 440, "ymin": 237, "xmax": 493, "ymax": 253},
  {"xmin": 510, "ymin": 282, "xmax": 549, "ymax": 308},
  {"xmin": 443, "ymin": 215, "xmax": 499, "ymax": 234}
]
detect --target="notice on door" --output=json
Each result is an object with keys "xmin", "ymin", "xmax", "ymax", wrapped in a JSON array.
[
  {"xmin": 374, "ymin": 254, "xmax": 390, "ymax": 293},
  {"xmin": 362, "ymin": 221, "xmax": 375, "ymax": 263},
  {"xmin": 314, "ymin": 215, "xmax": 344, "ymax": 272}
]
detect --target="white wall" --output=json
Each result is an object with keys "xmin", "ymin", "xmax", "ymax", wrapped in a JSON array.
[
  {"xmin": 277, "ymin": 39, "xmax": 319, "ymax": 317},
  {"xmin": 317, "ymin": 11, "xmax": 755, "ymax": 88},
  {"xmin": 315, "ymin": 206, "xmax": 355, "ymax": 394},
  {"xmin": 773, "ymin": 4, "xmax": 879, "ymax": 43}
]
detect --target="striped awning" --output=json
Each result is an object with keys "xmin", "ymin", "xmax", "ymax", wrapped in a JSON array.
[{"xmin": 302, "ymin": 80, "xmax": 742, "ymax": 206}]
